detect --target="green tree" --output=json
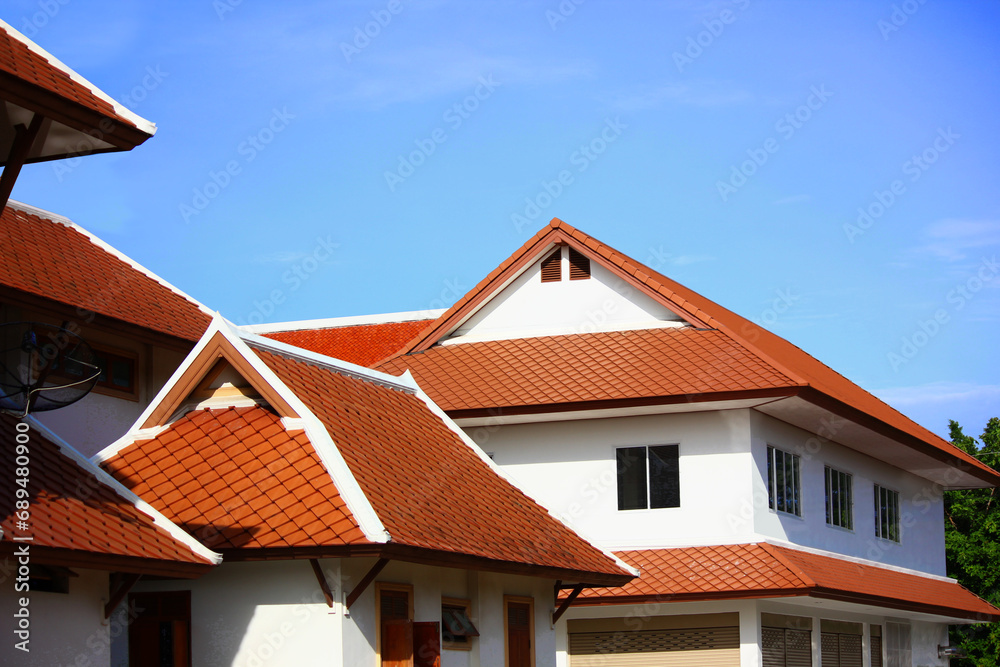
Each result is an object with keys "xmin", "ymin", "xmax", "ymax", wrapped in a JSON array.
[{"xmin": 945, "ymin": 417, "xmax": 1000, "ymax": 666}]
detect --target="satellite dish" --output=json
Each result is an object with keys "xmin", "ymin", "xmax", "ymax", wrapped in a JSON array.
[{"xmin": 0, "ymin": 322, "xmax": 100, "ymax": 416}]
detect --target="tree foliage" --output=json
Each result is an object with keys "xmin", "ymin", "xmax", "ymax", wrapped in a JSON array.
[{"xmin": 945, "ymin": 417, "xmax": 1000, "ymax": 666}]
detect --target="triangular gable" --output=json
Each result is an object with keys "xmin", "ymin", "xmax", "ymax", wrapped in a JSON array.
[
  {"xmin": 381, "ymin": 218, "xmax": 1000, "ymax": 488},
  {"xmin": 95, "ymin": 315, "xmax": 391, "ymax": 545}
]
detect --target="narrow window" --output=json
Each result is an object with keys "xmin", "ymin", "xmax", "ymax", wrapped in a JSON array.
[
  {"xmin": 874, "ymin": 484, "xmax": 900, "ymax": 542},
  {"xmin": 825, "ymin": 466, "xmax": 853, "ymax": 530},
  {"xmin": 616, "ymin": 445, "xmax": 680, "ymax": 510},
  {"xmin": 442, "ymin": 598, "xmax": 479, "ymax": 650},
  {"xmin": 540, "ymin": 249, "xmax": 562, "ymax": 282},
  {"xmin": 766, "ymin": 446, "xmax": 801, "ymax": 516},
  {"xmin": 568, "ymin": 248, "xmax": 591, "ymax": 280}
]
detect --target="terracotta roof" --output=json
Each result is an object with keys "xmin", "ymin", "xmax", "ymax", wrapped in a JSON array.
[
  {"xmin": 379, "ymin": 328, "xmax": 797, "ymax": 413},
  {"xmin": 0, "ymin": 202, "xmax": 211, "ymax": 342},
  {"xmin": 251, "ymin": 344, "xmax": 630, "ymax": 581},
  {"xmin": 377, "ymin": 218, "xmax": 1000, "ymax": 485},
  {"xmin": 571, "ymin": 543, "xmax": 1000, "ymax": 621},
  {"xmin": 0, "ymin": 414, "xmax": 216, "ymax": 576},
  {"xmin": 103, "ymin": 405, "xmax": 368, "ymax": 551},
  {"xmin": 263, "ymin": 319, "xmax": 433, "ymax": 367},
  {"xmin": 0, "ymin": 19, "xmax": 154, "ymax": 156}
]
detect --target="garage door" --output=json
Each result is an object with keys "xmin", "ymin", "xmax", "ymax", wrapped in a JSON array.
[{"xmin": 568, "ymin": 613, "xmax": 739, "ymax": 666}]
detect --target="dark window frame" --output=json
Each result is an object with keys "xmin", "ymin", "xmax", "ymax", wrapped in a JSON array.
[
  {"xmin": 825, "ymin": 466, "xmax": 854, "ymax": 530},
  {"xmin": 616, "ymin": 444, "xmax": 680, "ymax": 511},
  {"xmin": 767, "ymin": 445, "xmax": 802, "ymax": 517}
]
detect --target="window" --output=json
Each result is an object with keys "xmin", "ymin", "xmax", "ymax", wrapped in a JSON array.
[
  {"xmin": 874, "ymin": 485, "xmax": 900, "ymax": 542},
  {"xmin": 767, "ymin": 445, "xmax": 801, "ymax": 516},
  {"xmin": 616, "ymin": 445, "xmax": 680, "ymax": 510},
  {"xmin": 885, "ymin": 622, "xmax": 911, "ymax": 667},
  {"xmin": 504, "ymin": 596, "xmax": 535, "ymax": 667},
  {"xmin": 442, "ymin": 598, "xmax": 479, "ymax": 650},
  {"xmin": 825, "ymin": 466, "xmax": 853, "ymax": 530},
  {"xmin": 53, "ymin": 345, "xmax": 136, "ymax": 395},
  {"xmin": 540, "ymin": 249, "xmax": 562, "ymax": 282},
  {"xmin": 568, "ymin": 248, "xmax": 591, "ymax": 280}
]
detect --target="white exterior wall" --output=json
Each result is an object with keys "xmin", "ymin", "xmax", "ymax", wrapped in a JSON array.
[
  {"xmin": 750, "ymin": 412, "xmax": 947, "ymax": 575},
  {"xmin": 117, "ymin": 558, "xmax": 559, "ymax": 667},
  {"xmin": 452, "ymin": 251, "xmax": 682, "ymax": 342},
  {"xmin": 476, "ymin": 410, "xmax": 755, "ymax": 548},
  {"xmin": 0, "ymin": 568, "xmax": 111, "ymax": 667}
]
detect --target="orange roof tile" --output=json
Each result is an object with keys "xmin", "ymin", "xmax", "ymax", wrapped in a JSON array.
[
  {"xmin": 0, "ymin": 203, "xmax": 211, "ymax": 341},
  {"xmin": 252, "ymin": 345, "xmax": 630, "ymax": 581},
  {"xmin": 0, "ymin": 21, "xmax": 147, "ymax": 133},
  {"xmin": 571, "ymin": 544, "xmax": 1000, "ymax": 621},
  {"xmin": 104, "ymin": 405, "xmax": 369, "ymax": 551},
  {"xmin": 0, "ymin": 414, "xmax": 215, "ymax": 575},
  {"xmin": 379, "ymin": 328, "xmax": 797, "ymax": 413},
  {"xmin": 263, "ymin": 319, "xmax": 433, "ymax": 366},
  {"xmin": 378, "ymin": 218, "xmax": 1000, "ymax": 485}
]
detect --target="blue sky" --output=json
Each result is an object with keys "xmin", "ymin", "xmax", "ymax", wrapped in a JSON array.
[{"xmin": 7, "ymin": 0, "xmax": 1000, "ymax": 439}]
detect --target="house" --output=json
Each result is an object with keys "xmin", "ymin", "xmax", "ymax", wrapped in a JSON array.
[
  {"xmin": 93, "ymin": 316, "xmax": 634, "ymax": 666},
  {"xmin": 260, "ymin": 218, "xmax": 1000, "ymax": 666}
]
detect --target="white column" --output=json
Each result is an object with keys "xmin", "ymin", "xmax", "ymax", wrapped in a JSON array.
[
  {"xmin": 739, "ymin": 600, "xmax": 762, "ymax": 667},
  {"xmin": 812, "ymin": 615, "xmax": 822, "ymax": 666}
]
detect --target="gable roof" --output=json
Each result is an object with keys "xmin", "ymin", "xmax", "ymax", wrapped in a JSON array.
[
  {"xmin": 0, "ymin": 201, "xmax": 212, "ymax": 342},
  {"xmin": 376, "ymin": 218, "xmax": 1000, "ymax": 488},
  {"xmin": 569, "ymin": 543, "xmax": 1000, "ymax": 622},
  {"xmin": 0, "ymin": 413, "xmax": 218, "ymax": 577},
  {"xmin": 98, "ymin": 318, "xmax": 634, "ymax": 585},
  {"xmin": 0, "ymin": 19, "xmax": 155, "ymax": 165},
  {"xmin": 255, "ymin": 312, "xmax": 439, "ymax": 367}
]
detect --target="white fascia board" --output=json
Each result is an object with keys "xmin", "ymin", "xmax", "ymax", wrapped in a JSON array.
[
  {"xmin": 6, "ymin": 200, "xmax": 215, "ymax": 324},
  {"xmin": 235, "ymin": 325, "xmax": 419, "ymax": 393},
  {"xmin": 409, "ymin": 378, "xmax": 639, "ymax": 580},
  {"xmin": 242, "ymin": 309, "xmax": 446, "ymax": 334},
  {"xmin": 0, "ymin": 20, "xmax": 156, "ymax": 136},
  {"xmin": 28, "ymin": 417, "xmax": 221, "ymax": 565}
]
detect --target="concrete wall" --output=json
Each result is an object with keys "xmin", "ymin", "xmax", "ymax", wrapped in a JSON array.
[
  {"xmin": 476, "ymin": 410, "xmax": 755, "ymax": 548},
  {"xmin": 0, "ymin": 568, "xmax": 111, "ymax": 667},
  {"xmin": 750, "ymin": 411, "xmax": 947, "ymax": 575},
  {"xmin": 117, "ymin": 558, "xmax": 559, "ymax": 667}
]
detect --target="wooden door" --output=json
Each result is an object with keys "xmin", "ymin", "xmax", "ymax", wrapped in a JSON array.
[
  {"xmin": 128, "ymin": 591, "xmax": 191, "ymax": 667},
  {"xmin": 506, "ymin": 600, "xmax": 533, "ymax": 667},
  {"xmin": 382, "ymin": 619, "xmax": 414, "ymax": 667}
]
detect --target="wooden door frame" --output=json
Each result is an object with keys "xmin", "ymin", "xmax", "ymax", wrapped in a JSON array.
[
  {"xmin": 375, "ymin": 582, "xmax": 414, "ymax": 666},
  {"xmin": 503, "ymin": 595, "xmax": 535, "ymax": 667}
]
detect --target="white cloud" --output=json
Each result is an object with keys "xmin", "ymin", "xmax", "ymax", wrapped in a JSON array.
[
  {"xmin": 873, "ymin": 382, "xmax": 1000, "ymax": 407},
  {"xmin": 907, "ymin": 219, "xmax": 1000, "ymax": 262}
]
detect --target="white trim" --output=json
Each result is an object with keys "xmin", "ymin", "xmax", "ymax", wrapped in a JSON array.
[
  {"xmin": 0, "ymin": 19, "xmax": 156, "ymax": 136},
  {"xmin": 242, "ymin": 309, "xmax": 445, "ymax": 333},
  {"xmin": 94, "ymin": 315, "xmax": 391, "ymax": 544},
  {"xmin": 6, "ymin": 200, "xmax": 215, "ymax": 325},
  {"xmin": 410, "ymin": 383, "xmax": 639, "ymax": 580},
  {"xmin": 27, "ymin": 417, "xmax": 221, "ymax": 565},
  {"xmin": 236, "ymin": 326, "xmax": 419, "ymax": 394}
]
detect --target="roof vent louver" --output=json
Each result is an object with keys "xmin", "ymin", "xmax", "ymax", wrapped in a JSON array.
[
  {"xmin": 540, "ymin": 249, "xmax": 562, "ymax": 283},
  {"xmin": 569, "ymin": 248, "xmax": 591, "ymax": 280}
]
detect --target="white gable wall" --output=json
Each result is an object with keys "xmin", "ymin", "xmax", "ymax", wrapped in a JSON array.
[{"xmin": 450, "ymin": 248, "xmax": 683, "ymax": 343}]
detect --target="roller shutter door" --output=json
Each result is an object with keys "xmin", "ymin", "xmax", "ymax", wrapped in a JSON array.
[
  {"xmin": 569, "ymin": 625, "xmax": 739, "ymax": 666},
  {"xmin": 762, "ymin": 627, "xmax": 812, "ymax": 667}
]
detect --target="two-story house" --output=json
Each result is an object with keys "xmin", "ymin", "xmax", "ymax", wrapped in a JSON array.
[{"xmin": 261, "ymin": 219, "xmax": 1000, "ymax": 667}]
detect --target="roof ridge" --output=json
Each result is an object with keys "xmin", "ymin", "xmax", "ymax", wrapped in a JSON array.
[
  {"xmin": 0, "ymin": 19, "xmax": 155, "ymax": 135},
  {"xmin": 757, "ymin": 541, "xmax": 816, "ymax": 588},
  {"xmin": 27, "ymin": 416, "xmax": 221, "ymax": 565},
  {"xmin": 6, "ymin": 200, "xmax": 216, "ymax": 331},
  {"xmin": 242, "ymin": 309, "xmax": 444, "ymax": 334}
]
